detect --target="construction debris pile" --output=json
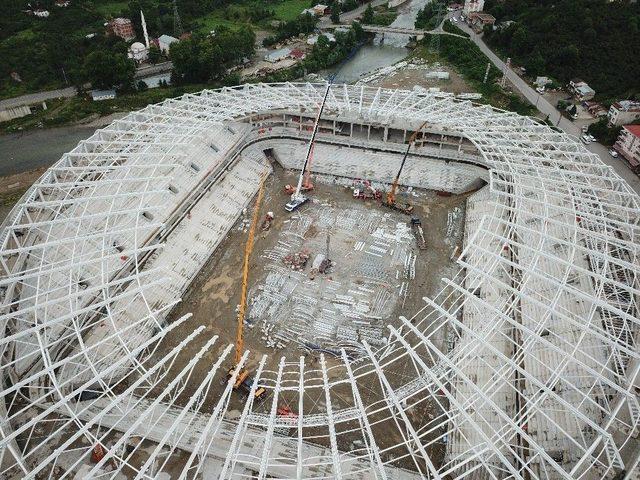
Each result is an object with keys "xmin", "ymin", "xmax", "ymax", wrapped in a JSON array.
[
  {"xmin": 247, "ymin": 204, "xmax": 418, "ymax": 357},
  {"xmin": 283, "ymin": 250, "xmax": 310, "ymax": 270}
]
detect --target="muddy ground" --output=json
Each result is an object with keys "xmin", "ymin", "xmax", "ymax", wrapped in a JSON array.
[{"xmin": 144, "ymin": 166, "xmax": 468, "ymax": 471}]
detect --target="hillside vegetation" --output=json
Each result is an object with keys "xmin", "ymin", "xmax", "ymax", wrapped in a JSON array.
[{"xmin": 483, "ymin": 0, "xmax": 640, "ymax": 102}]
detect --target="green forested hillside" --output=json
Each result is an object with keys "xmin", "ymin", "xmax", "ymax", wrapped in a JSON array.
[{"xmin": 484, "ymin": 0, "xmax": 640, "ymax": 101}]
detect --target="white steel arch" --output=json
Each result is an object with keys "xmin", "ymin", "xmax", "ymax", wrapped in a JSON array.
[{"xmin": 0, "ymin": 83, "xmax": 638, "ymax": 479}]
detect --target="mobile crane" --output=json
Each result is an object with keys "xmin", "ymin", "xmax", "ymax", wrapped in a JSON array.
[
  {"xmin": 382, "ymin": 120, "xmax": 430, "ymax": 215},
  {"xmin": 227, "ymin": 175, "xmax": 268, "ymax": 400},
  {"xmin": 285, "ymin": 82, "xmax": 333, "ymax": 212}
]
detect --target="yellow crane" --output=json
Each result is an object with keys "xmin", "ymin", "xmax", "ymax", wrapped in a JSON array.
[
  {"xmin": 228, "ymin": 174, "xmax": 268, "ymax": 390},
  {"xmin": 384, "ymin": 120, "xmax": 430, "ymax": 214}
]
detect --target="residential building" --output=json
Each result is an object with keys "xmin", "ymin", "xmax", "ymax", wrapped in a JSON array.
[
  {"xmin": 614, "ymin": 125, "xmax": 640, "ymax": 173},
  {"xmin": 467, "ymin": 12, "xmax": 495, "ymax": 32},
  {"xmin": 608, "ymin": 100, "xmax": 640, "ymax": 126},
  {"xmin": 91, "ymin": 89, "xmax": 117, "ymax": 101},
  {"xmin": 264, "ymin": 47, "xmax": 292, "ymax": 63},
  {"xmin": 158, "ymin": 34, "xmax": 179, "ymax": 54},
  {"xmin": 109, "ymin": 18, "xmax": 136, "ymax": 41},
  {"xmin": 463, "ymin": 0, "xmax": 485, "ymax": 15},
  {"xmin": 32, "ymin": 9, "xmax": 50, "ymax": 17},
  {"xmin": 568, "ymin": 79, "xmax": 595, "ymax": 101},
  {"xmin": 55, "ymin": 0, "xmax": 70, "ymax": 6},
  {"xmin": 535, "ymin": 76, "xmax": 551, "ymax": 88},
  {"xmin": 307, "ymin": 33, "xmax": 336, "ymax": 45},
  {"xmin": 584, "ymin": 101, "xmax": 607, "ymax": 118},
  {"xmin": 289, "ymin": 49, "xmax": 306, "ymax": 60},
  {"xmin": 313, "ymin": 4, "xmax": 330, "ymax": 15}
]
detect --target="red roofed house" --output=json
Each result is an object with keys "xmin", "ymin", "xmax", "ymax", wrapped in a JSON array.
[
  {"xmin": 614, "ymin": 125, "xmax": 640, "ymax": 174},
  {"xmin": 108, "ymin": 18, "xmax": 136, "ymax": 41},
  {"xmin": 289, "ymin": 49, "xmax": 306, "ymax": 60}
]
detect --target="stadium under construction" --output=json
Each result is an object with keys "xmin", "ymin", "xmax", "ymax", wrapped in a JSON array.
[{"xmin": 0, "ymin": 83, "xmax": 638, "ymax": 479}]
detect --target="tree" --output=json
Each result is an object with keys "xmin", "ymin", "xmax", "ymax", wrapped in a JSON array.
[
  {"xmin": 83, "ymin": 50, "xmax": 135, "ymax": 90},
  {"xmin": 362, "ymin": 4, "xmax": 374, "ymax": 25},
  {"xmin": 351, "ymin": 21, "xmax": 365, "ymax": 41},
  {"xmin": 170, "ymin": 28, "xmax": 255, "ymax": 84},
  {"xmin": 137, "ymin": 79, "xmax": 148, "ymax": 91},
  {"xmin": 148, "ymin": 44, "xmax": 161, "ymax": 64},
  {"xmin": 330, "ymin": 4, "xmax": 340, "ymax": 23}
]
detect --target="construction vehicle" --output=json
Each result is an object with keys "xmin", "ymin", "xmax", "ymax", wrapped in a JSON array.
[
  {"xmin": 286, "ymin": 82, "xmax": 332, "ymax": 212},
  {"xmin": 239, "ymin": 376, "xmax": 267, "ymax": 400},
  {"xmin": 383, "ymin": 120, "xmax": 430, "ymax": 215},
  {"xmin": 411, "ymin": 217, "xmax": 427, "ymax": 250},
  {"xmin": 318, "ymin": 233, "xmax": 332, "ymax": 274},
  {"xmin": 260, "ymin": 212, "xmax": 274, "ymax": 231},
  {"xmin": 353, "ymin": 180, "xmax": 382, "ymax": 200},
  {"xmin": 227, "ymin": 175, "xmax": 267, "ymax": 390}
]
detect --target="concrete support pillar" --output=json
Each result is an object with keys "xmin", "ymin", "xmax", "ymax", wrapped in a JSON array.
[
  {"xmin": 383, "ymin": 126, "xmax": 388, "ymax": 142},
  {"xmin": 367, "ymin": 124, "xmax": 371, "ymax": 141}
]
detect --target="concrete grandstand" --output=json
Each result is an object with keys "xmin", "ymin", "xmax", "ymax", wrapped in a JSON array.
[{"xmin": 0, "ymin": 83, "xmax": 638, "ymax": 479}]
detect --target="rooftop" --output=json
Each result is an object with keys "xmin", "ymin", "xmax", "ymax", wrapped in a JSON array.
[{"xmin": 623, "ymin": 124, "xmax": 640, "ymax": 138}]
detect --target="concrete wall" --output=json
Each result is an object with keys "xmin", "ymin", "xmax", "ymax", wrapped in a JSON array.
[
  {"xmin": 264, "ymin": 139, "xmax": 488, "ymax": 195},
  {"xmin": 0, "ymin": 105, "xmax": 31, "ymax": 122}
]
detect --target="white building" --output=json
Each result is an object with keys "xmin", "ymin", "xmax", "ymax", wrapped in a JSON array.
[
  {"xmin": 608, "ymin": 100, "xmax": 640, "ymax": 126},
  {"xmin": 463, "ymin": 0, "xmax": 484, "ymax": 14},
  {"xmin": 568, "ymin": 79, "xmax": 595, "ymax": 101},
  {"xmin": 158, "ymin": 34, "xmax": 179, "ymax": 54},
  {"xmin": 91, "ymin": 89, "xmax": 116, "ymax": 101},
  {"xmin": 307, "ymin": 33, "xmax": 335, "ymax": 45},
  {"xmin": 264, "ymin": 47, "xmax": 292, "ymax": 63},
  {"xmin": 614, "ymin": 124, "xmax": 640, "ymax": 173},
  {"xmin": 129, "ymin": 42, "xmax": 148, "ymax": 62}
]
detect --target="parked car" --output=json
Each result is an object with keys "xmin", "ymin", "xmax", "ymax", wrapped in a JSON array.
[
  {"xmin": 581, "ymin": 134, "xmax": 591, "ymax": 144},
  {"xmin": 535, "ymin": 86, "xmax": 545, "ymax": 94},
  {"xmin": 581, "ymin": 125, "xmax": 589, "ymax": 133},
  {"xmin": 609, "ymin": 149, "xmax": 619, "ymax": 158}
]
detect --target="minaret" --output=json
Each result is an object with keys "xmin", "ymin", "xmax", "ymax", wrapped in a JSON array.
[
  {"xmin": 140, "ymin": 10, "xmax": 150, "ymax": 48},
  {"xmin": 173, "ymin": 0, "xmax": 183, "ymax": 37}
]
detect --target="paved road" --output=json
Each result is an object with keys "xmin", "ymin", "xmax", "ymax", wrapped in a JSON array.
[
  {"xmin": 134, "ymin": 61, "xmax": 173, "ymax": 79},
  {"xmin": 0, "ymin": 87, "xmax": 77, "ymax": 110},
  {"xmin": 448, "ymin": 12, "xmax": 640, "ymax": 194}
]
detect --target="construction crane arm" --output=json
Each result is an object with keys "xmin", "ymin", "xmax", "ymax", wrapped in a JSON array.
[
  {"xmin": 293, "ymin": 82, "xmax": 333, "ymax": 200},
  {"xmin": 387, "ymin": 120, "xmax": 430, "ymax": 205},
  {"xmin": 235, "ymin": 174, "xmax": 267, "ymax": 365}
]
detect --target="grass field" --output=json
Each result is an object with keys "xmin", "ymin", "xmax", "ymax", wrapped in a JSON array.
[
  {"xmin": 94, "ymin": 0, "xmax": 129, "ymax": 17},
  {"xmin": 196, "ymin": 13, "xmax": 254, "ymax": 33},
  {"xmin": 272, "ymin": 0, "xmax": 310, "ymax": 21}
]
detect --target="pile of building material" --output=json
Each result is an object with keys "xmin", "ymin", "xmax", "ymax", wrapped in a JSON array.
[
  {"xmin": 247, "ymin": 203, "xmax": 418, "ymax": 356},
  {"xmin": 283, "ymin": 250, "xmax": 310, "ymax": 270}
]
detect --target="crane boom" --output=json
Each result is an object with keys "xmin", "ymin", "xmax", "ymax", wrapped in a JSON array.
[
  {"xmin": 293, "ymin": 82, "xmax": 333, "ymax": 201},
  {"xmin": 235, "ymin": 174, "xmax": 267, "ymax": 365},
  {"xmin": 387, "ymin": 120, "xmax": 430, "ymax": 205}
]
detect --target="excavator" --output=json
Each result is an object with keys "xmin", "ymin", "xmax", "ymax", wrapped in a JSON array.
[
  {"xmin": 285, "ymin": 82, "xmax": 332, "ymax": 212},
  {"xmin": 227, "ymin": 175, "xmax": 267, "ymax": 400},
  {"xmin": 382, "ymin": 120, "xmax": 430, "ymax": 215}
]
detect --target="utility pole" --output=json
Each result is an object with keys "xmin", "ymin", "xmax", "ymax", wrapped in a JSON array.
[{"xmin": 173, "ymin": 0, "xmax": 183, "ymax": 38}]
